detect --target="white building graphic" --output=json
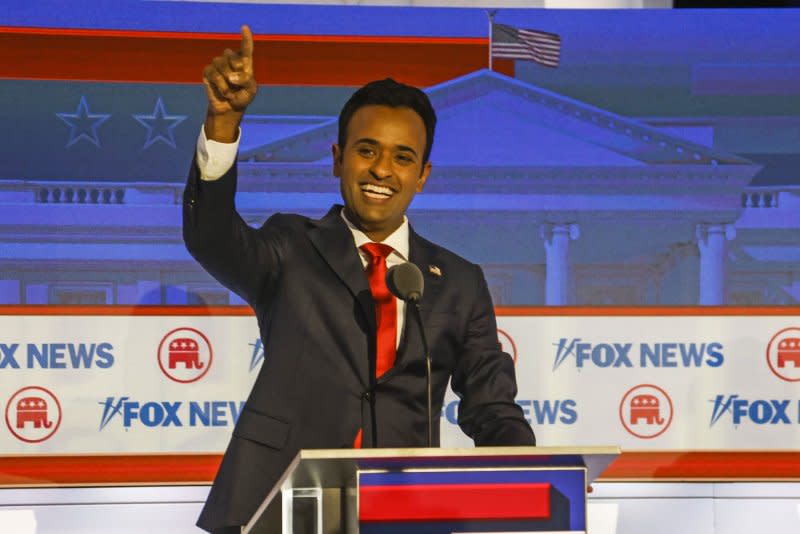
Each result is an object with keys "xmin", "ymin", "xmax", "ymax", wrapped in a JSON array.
[{"xmin": 0, "ymin": 70, "xmax": 797, "ymax": 306}]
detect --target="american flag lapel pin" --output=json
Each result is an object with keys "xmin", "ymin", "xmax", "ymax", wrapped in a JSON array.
[{"xmin": 428, "ymin": 265, "xmax": 442, "ymax": 277}]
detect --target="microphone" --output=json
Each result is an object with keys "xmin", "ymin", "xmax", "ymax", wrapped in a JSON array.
[
  {"xmin": 386, "ymin": 262, "xmax": 433, "ymax": 447},
  {"xmin": 386, "ymin": 262, "xmax": 424, "ymax": 302}
]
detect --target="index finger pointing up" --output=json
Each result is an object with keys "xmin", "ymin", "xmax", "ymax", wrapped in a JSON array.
[{"xmin": 240, "ymin": 25, "xmax": 254, "ymax": 60}]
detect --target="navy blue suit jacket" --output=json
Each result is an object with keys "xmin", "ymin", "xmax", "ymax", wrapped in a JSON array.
[{"xmin": 183, "ymin": 162, "xmax": 535, "ymax": 532}]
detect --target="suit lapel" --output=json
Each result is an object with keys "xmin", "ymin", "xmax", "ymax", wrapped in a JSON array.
[
  {"xmin": 408, "ymin": 227, "xmax": 443, "ymax": 320},
  {"xmin": 385, "ymin": 228, "xmax": 442, "ymax": 377},
  {"xmin": 308, "ymin": 212, "xmax": 442, "ymax": 382},
  {"xmin": 307, "ymin": 206, "xmax": 376, "ymax": 332}
]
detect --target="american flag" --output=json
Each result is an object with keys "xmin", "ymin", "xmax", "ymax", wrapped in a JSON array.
[{"xmin": 491, "ymin": 22, "xmax": 561, "ymax": 68}]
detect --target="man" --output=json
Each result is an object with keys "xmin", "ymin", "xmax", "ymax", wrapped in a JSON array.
[{"xmin": 184, "ymin": 26, "xmax": 535, "ymax": 534}]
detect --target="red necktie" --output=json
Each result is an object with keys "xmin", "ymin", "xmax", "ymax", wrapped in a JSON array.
[
  {"xmin": 360, "ymin": 242, "xmax": 397, "ymax": 377},
  {"xmin": 353, "ymin": 243, "xmax": 397, "ymax": 449}
]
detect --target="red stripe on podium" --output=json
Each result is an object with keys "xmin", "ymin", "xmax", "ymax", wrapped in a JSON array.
[{"xmin": 359, "ymin": 482, "xmax": 550, "ymax": 522}]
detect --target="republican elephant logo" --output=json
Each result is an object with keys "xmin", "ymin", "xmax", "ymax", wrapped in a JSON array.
[
  {"xmin": 158, "ymin": 327, "xmax": 213, "ymax": 383},
  {"xmin": 619, "ymin": 384, "xmax": 673, "ymax": 440},
  {"xmin": 767, "ymin": 328, "xmax": 800, "ymax": 382},
  {"xmin": 5, "ymin": 386, "xmax": 62, "ymax": 443},
  {"xmin": 497, "ymin": 328, "xmax": 518, "ymax": 364},
  {"xmin": 777, "ymin": 338, "xmax": 800, "ymax": 368},
  {"xmin": 629, "ymin": 394, "xmax": 665, "ymax": 425},
  {"xmin": 168, "ymin": 338, "xmax": 205, "ymax": 369},
  {"xmin": 16, "ymin": 396, "xmax": 53, "ymax": 429}
]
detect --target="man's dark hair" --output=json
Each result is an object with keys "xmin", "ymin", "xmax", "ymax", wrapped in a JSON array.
[{"xmin": 337, "ymin": 78, "xmax": 437, "ymax": 165}]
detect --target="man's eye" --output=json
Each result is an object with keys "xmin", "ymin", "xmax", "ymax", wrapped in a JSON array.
[
  {"xmin": 396, "ymin": 154, "xmax": 413, "ymax": 164},
  {"xmin": 357, "ymin": 147, "xmax": 375, "ymax": 157}
]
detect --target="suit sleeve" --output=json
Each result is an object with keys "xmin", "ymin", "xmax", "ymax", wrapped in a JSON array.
[
  {"xmin": 183, "ymin": 160, "xmax": 283, "ymax": 307},
  {"xmin": 451, "ymin": 265, "xmax": 536, "ymax": 446}
]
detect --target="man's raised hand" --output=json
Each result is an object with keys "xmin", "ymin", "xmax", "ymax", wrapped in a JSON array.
[{"xmin": 203, "ymin": 25, "xmax": 257, "ymax": 142}]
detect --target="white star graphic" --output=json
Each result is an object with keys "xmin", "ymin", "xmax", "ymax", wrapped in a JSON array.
[
  {"xmin": 133, "ymin": 97, "xmax": 187, "ymax": 149},
  {"xmin": 56, "ymin": 96, "xmax": 111, "ymax": 148}
]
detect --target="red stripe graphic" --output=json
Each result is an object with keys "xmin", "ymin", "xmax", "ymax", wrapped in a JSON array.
[
  {"xmin": 0, "ymin": 454, "xmax": 221, "ymax": 486},
  {"xmin": 0, "ymin": 27, "xmax": 513, "ymax": 85},
  {"xmin": 1, "ymin": 305, "xmax": 795, "ymax": 316},
  {"xmin": 359, "ymin": 482, "xmax": 551, "ymax": 522},
  {"xmin": 1, "ymin": 452, "xmax": 799, "ymax": 487},
  {"xmin": 600, "ymin": 451, "xmax": 800, "ymax": 481}
]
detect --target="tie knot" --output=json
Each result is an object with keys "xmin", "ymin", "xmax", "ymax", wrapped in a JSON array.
[{"xmin": 360, "ymin": 242, "xmax": 394, "ymax": 263}]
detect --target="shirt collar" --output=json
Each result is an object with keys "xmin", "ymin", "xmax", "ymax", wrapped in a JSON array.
[{"xmin": 340, "ymin": 208, "xmax": 409, "ymax": 261}]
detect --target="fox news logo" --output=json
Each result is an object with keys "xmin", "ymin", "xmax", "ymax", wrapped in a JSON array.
[
  {"xmin": 444, "ymin": 399, "xmax": 577, "ymax": 426},
  {"xmin": 249, "ymin": 338, "xmax": 265, "ymax": 372},
  {"xmin": 766, "ymin": 328, "xmax": 800, "ymax": 382},
  {"xmin": 0, "ymin": 342, "xmax": 114, "ymax": 369},
  {"xmin": 709, "ymin": 395, "xmax": 799, "ymax": 427},
  {"xmin": 552, "ymin": 338, "xmax": 723, "ymax": 371},
  {"xmin": 98, "ymin": 397, "xmax": 245, "ymax": 430}
]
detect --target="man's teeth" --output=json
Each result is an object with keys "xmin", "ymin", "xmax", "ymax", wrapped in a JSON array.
[{"xmin": 361, "ymin": 184, "xmax": 393, "ymax": 198}]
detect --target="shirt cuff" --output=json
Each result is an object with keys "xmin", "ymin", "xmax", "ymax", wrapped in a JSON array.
[{"xmin": 196, "ymin": 126, "xmax": 241, "ymax": 181}]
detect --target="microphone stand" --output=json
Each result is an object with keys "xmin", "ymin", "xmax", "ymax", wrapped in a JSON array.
[
  {"xmin": 409, "ymin": 297, "xmax": 432, "ymax": 447},
  {"xmin": 386, "ymin": 262, "xmax": 431, "ymax": 447}
]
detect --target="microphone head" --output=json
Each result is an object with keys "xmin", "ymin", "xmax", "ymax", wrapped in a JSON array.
[{"xmin": 386, "ymin": 262, "xmax": 424, "ymax": 302}]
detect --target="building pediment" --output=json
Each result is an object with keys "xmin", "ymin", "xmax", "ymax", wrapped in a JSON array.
[{"xmin": 239, "ymin": 69, "xmax": 749, "ymax": 169}]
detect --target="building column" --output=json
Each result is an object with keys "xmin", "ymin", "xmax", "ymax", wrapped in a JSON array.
[
  {"xmin": 540, "ymin": 223, "xmax": 580, "ymax": 305},
  {"xmin": 696, "ymin": 223, "xmax": 736, "ymax": 305}
]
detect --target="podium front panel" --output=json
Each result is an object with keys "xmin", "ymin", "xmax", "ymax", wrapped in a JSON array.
[{"xmin": 358, "ymin": 467, "xmax": 587, "ymax": 533}]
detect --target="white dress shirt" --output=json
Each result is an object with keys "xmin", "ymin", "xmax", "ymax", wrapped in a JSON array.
[
  {"xmin": 340, "ymin": 210, "xmax": 408, "ymax": 348},
  {"xmin": 196, "ymin": 126, "xmax": 240, "ymax": 182},
  {"xmin": 196, "ymin": 128, "xmax": 408, "ymax": 347}
]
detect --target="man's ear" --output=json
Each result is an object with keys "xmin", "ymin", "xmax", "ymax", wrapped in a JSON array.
[
  {"xmin": 332, "ymin": 144, "xmax": 342, "ymax": 177},
  {"xmin": 416, "ymin": 161, "xmax": 432, "ymax": 193}
]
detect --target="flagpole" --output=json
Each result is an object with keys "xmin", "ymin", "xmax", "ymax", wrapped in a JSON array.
[{"xmin": 487, "ymin": 10, "xmax": 496, "ymax": 71}]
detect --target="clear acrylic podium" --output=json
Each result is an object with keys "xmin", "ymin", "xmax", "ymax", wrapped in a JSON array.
[{"xmin": 243, "ymin": 446, "xmax": 619, "ymax": 534}]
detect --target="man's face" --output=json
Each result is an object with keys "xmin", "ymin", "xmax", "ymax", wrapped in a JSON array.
[{"xmin": 333, "ymin": 105, "xmax": 431, "ymax": 242}]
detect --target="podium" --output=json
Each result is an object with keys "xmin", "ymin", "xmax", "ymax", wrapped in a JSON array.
[{"xmin": 244, "ymin": 447, "xmax": 619, "ymax": 534}]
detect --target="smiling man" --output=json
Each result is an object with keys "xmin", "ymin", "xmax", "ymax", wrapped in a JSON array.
[
  {"xmin": 334, "ymin": 104, "xmax": 431, "ymax": 243},
  {"xmin": 184, "ymin": 26, "xmax": 535, "ymax": 534}
]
